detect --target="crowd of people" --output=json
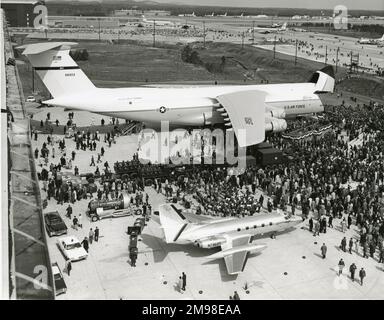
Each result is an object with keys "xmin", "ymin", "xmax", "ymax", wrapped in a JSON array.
[
  {"xmin": 151, "ymin": 101, "xmax": 384, "ymax": 265},
  {"xmin": 31, "ymin": 91, "xmax": 384, "ymax": 297}
]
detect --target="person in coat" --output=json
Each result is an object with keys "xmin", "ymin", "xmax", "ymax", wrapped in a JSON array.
[
  {"xmin": 341, "ymin": 237, "xmax": 347, "ymax": 252},
  {"xmin": 81, "ymin": 237, "xmax": 89, "ymax": 252},
  {"xmin": 338, "ymin": 258, "xmax": 345, "ymax": 276},
  {"xmin": 321, "ymin": 243, "xmax": 327, "ymax": 259},
  {"xmin": 359, "ymin": 268, "xmax": 366, "ymax": 286},
  {"xmin": 349, "ymin": 263, "xmax": 357, "ymax": 282},
  {"xmin": 182, "ymin": 272, "xmax": 187, "ymax": 291}
]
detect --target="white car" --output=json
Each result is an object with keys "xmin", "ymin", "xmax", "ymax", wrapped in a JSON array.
[
  {"xmin": 26, "ymin": 95, "xmax": 36, "ymax": 102},
  {"xmin": 57, "ymin": 235, "xmax": 88, "ymax": 261},
  {"xmin": 52, "ymin": 262, "xmax": 67, "ymax": 295}
]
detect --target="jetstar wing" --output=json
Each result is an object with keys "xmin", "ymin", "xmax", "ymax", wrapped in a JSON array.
[
  {"xmin": 207, "ymin": 234, "xmax": 267, "ymax": 275},
  {"xmin": 216, "ymin": 90, "xmax": 266, "ymax": 147},
  {"xmin": 221, "ymin": 235, "xmax": 251, "ymax": 275}
]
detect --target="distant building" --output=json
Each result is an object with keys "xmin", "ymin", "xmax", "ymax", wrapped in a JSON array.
[
  {"xmin": 145, "ymin": 10, "xmax": 171, "ymax": 17},
  {"xmin": 48, "ymin": 16, "xmax": 119, "ymax": 29},
  {"xmin": 114, "ymin": 9, "xmax": 143, "ymax": 17},
  {"xmin": 114, "ymin": 9, "xmax": 170, "ymax": 17},
  {"xmin": 0, "ymin": 0, "xmax": 44, "ymax": 27}
]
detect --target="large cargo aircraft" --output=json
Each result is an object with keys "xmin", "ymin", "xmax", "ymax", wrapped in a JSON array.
[
  {"xmin": 19, "ymin": 42, "xmax": 335, "ymax": 147},
  {"xmin": 141, "ymin": 15, "xmax": 174, "ymax": 26},
  {"xmin": 158, "ymin": 204, "xmax": 302, "ymax": 275},
  {"xmin": 178, "ymin": 12, "xmax": 196, "ymax": 17},
  {"xmin": 248, "ymin": 22, "xmax": 288, "ymax": 34},
  {"xmin": 358, "ymin": 34, "xmax": 384, "ymax": 45}
]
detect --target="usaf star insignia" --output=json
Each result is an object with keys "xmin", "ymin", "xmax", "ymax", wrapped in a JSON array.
[{"xmin": 159, "ymin": 106, "xmax": 166, "ymax": 113}]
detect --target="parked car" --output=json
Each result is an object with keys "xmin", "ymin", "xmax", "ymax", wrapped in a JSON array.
[
  {"xmin": 44, "ymin": 211, "xmax": 68, "ymax": 237},
  {"xmin": 52, "ymin": 262, "xmax": 67, "ymax": 296},
  {"xmin": 26, "ymin": 95, "xmax": 36, "ymax": 102},
  {"xmin": 57, "ymin": 235, "xmax": 88, "ymax": 261}
]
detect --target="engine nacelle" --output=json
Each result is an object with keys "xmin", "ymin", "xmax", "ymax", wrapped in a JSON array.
[
  {"xmin": 267, "ymin": 109, "xmax": 286, "ymax": 119},
  {"xmin": 194, "ymin": 237, "xmax": 226, "ymax": 249},
  {"xmin": 265, "ymin": 118, "xmax": 288, "ymax": 132}
]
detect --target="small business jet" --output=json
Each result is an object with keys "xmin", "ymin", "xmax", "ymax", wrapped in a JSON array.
[
  {"xmin": 158, "ymin": 204, "xmax": 302, "ymax": 275},
  {"xmin": 19, "ymin": 42, "xmax": 334, "ymax": 147}
]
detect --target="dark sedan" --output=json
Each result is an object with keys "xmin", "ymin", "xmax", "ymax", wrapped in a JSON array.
[{"xmin": 44, "ymin": 211, "xmax": 68, "ymax": 237}]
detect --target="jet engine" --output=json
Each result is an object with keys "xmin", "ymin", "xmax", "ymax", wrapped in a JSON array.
[
  {"xmin": 194, "ymin": 237, "xmax": 226, "ymax": 249},
  {"xmin": 265, "ymin": 118, "xmax": 288, "ymax": 132},
  {"xmin": 267, "ymin": 109, "xmax": 286, "ymax": 119}
]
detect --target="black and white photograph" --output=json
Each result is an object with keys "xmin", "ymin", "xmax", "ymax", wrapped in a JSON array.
[{"xmin": 0, "ymin": 0, "xmax": 384, "ymax": 302}]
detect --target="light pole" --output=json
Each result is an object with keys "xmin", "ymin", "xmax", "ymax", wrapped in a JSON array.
[
  {"xmin": 32, "ymin": 67, "xmax": 34, "ymax": 93},
  {"xmin": 252, "ymin": 21, "xmax": 255, "ymax": 45},
  {"xmin": 98, "ymin": 18, "xmax": 101, "ymax": 41},
  {"xmin": 273, "ymin": 35, "xmax": 276, "ymax": 59},
  {"xmin": 203, "ymin": 21, "xmax": 206, "ymax": 48},
  {"xmin": 336, "ymin": 47, "xmax": 339, "ymax": 73}
]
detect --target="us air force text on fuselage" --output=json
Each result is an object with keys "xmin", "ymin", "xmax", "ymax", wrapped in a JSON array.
[{"xmin": 142, "ymin": 304, "xmax": 241, "ymax": 317}]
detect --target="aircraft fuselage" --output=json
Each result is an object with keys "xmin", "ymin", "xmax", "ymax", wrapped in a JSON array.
[
  {"xmin": 47, "ymin": 82, "xmax": 323, "ymax": 126},
  {"xmin": 178, "ymin": 213, "xmax": 302, "ymax": 245}
]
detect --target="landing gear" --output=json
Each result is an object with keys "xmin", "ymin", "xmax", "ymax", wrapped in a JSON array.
[{"xmin": 271, "ymin": 232, "xmax": 277, "ymax": 239}]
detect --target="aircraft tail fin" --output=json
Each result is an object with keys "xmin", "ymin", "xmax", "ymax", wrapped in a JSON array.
[
  {"xmin": 309, "ymin": 65, "xmax": 335, "ymax": 93},
  {"xmin": 18, "ymin": 42, "xmax": 95, "ymax": 98},
  {"xmin": 380, "ymin": 34, "xmax": 384, "ymax": 41},
  {"xmin": 159, "ymin": 204, "xmax": 189, "ymax": 243}
]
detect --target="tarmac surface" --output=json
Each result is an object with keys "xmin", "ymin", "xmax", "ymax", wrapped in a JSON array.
[{"xmin": 30, "ymin": 106, "xmax": 384, "ymax": 300}]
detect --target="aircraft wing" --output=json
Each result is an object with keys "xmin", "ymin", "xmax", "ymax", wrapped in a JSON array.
[
  {"xmin": 221, "ymin": 235, "xmax": 252, "ymax": 274},
  {"xmin": 216, "ymin": 90, "xmax": 266, "ymax": 147},
  {"xmin": 207, "ymin": 234, "xmax": 267, "ymax": 275},
  {"xmin": 223, "ymin": 250, "xmax": 249, "ymax": 275}
]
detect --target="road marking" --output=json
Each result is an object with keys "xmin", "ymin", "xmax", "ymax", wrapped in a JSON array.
[
  {"xmin": 12, "ymin": 228, "xmax": 46, "ymax": 246},
  {"xmin": 15, "ymin": 272, "xmax": 53, "ymax": 292},
  {"xmin": 12, "ymin": 195, "xmax": 39, "ymax": 208}
]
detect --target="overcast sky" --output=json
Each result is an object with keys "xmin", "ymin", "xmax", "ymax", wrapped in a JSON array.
[{"xmin": 153, "ymin": 0, "xmax": 384, "ymax": 10}]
